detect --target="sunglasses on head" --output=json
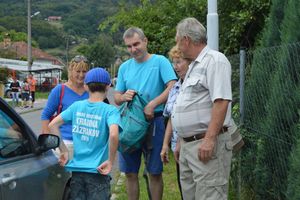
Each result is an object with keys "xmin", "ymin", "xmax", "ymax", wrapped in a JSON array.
[{"xmin": 72, "ymin": 55, "xmax": 88, "ymax": 63}]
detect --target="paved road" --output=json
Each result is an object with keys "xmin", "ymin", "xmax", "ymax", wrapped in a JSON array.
[{"xmin": 20, "ymin": 109, "xmax": 43, "ymax": 135}]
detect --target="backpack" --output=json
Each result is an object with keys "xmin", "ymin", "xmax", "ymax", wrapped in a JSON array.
[{"xmin": 118, "ymin": 94, "xmax": 150, "ymax": 153}]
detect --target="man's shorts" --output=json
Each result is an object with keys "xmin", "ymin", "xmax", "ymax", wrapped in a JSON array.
[{"xmin": 118, "ymin": 116, "xmax": 165, "ymax": 174}]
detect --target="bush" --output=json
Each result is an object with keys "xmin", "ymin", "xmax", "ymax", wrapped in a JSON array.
[{"xmin": 0, "ymin": 68, "xmax": 9, "ymax": 83}]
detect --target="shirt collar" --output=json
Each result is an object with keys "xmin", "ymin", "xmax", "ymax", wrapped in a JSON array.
[
  {"xmin": 194, "ymin": 45, "xmax": 210, "ymax": 64},
  {"xmin": 186, "ymin": 45, "xmax": 210, "ymax": 76}
]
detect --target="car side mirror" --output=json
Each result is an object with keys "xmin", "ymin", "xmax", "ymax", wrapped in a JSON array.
[{"xmin": 37, "ymin": 134, "xmax": 60, "ymax": 153}]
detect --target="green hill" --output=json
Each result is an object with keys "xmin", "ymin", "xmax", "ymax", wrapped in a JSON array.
[{"xmin": 0, "ymin": 0, "xmax": 133, "ymax": 54}]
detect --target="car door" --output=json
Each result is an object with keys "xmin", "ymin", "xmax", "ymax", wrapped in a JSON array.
[{"xmin": 0, "ymin": 98, "xmax": 70, "ymax": 200}]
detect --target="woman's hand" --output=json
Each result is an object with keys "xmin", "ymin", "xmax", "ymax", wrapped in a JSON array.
[{"xmin": 160, "ymin": 145, "xmax": 170, "ymax": 164}]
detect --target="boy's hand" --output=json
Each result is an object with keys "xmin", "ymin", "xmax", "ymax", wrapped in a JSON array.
[
  {"xmin": 58, "ymin": 152, "xmax": 68, "ymax": 166},
  {"xmin": 97, "ymin": 161, "xmax": 112, "ymax": 175}
]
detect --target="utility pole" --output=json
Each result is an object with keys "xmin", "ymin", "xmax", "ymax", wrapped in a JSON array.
[
  {"xmin": 207, "ymin": 0, "xmax": 219, "ymax": 51},
  {"xmin": 27, "ymin": 0, "xmax": 40, "ymax": 73},
  {"xmin": 27, "ymin": 0, "xmax": 32, "ymax": 72},
  {"xmin": 66, "ymin": 36, "xmax": 69, "ymax": 68}
]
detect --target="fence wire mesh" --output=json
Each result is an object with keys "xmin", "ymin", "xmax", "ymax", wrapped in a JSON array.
[{"xmin": 228, "ymin": 42, "xmax": 300, "ymax": 200}]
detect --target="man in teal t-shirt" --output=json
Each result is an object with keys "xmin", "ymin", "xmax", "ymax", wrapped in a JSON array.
[
  {"xmin": 114, "ymin": 27, "xmax": 177, "ymax": 200},
  {"xmin": 49, "ymin": 68, "xmax": 121, "ymax": 200}
]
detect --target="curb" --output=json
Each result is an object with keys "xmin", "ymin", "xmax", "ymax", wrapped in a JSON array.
[{"xmin": 17, "ymin": 107, "xmax": 44, "ymax": 115}]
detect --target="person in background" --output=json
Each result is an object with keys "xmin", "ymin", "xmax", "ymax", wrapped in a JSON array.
[
  {"xmin": 41, "ymin": 55, "xmax": 89, "ymax": 159},
  {"xmin": 160, "ymin": 45, "xmax": 190, "ymax": 200},
  {"xmin": 114, "ymin": 27, "xmax": 177, "ymax": 200},
  {"xmin": 27, "ymin": 73, "xmax": 37, "ymax": 108},
  {"xmin": 49, "ymin": 67, "xmax": 121, "ymax": 200},
  {"xmin": 10, "ymin": 77, "xmax": 21, "ymax": 107},
  {"xmin": 21, "ymin": 79, "xmax": 30, "ymax": 108},
  {"xmin": 173, "ymin": 17, "xmax": 233, "ymax": 200}
]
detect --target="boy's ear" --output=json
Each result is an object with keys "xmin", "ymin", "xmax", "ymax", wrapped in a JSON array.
[
  {"xmin": 106, "ymin": 84, "xmax": 111, "ymax": 91},
  {"xmin": 84, "ymin": 84, "xmax": 89, "ymax": 91}
]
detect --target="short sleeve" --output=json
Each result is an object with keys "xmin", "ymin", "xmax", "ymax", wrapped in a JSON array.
[
  {"xmin": 159, "ymin": 56, "xmax": 177, "ymax": 84},
  {"xmin": 206, "ymin": 54, "xmax": 232, "ymax": 102},
  {"xmin": 107, "ymin": 107, "xmax": 122, "ymax": 129}
]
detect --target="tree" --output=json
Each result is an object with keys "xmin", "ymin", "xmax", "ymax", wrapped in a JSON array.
[
  {"xmin": 78, "ymin": 34, "xmax": 115, "ymax": 69},
  {"xmin": 243, "ymin": 0, "xmax": 300, "ymax": 198},
  {"xmin": 100, "ymin": 0, "xmax": 270, "ymax": 55}
]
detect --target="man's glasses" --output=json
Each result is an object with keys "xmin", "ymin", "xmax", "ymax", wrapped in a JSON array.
[{"xmin": 72, "ymin": 55, "xmax": 88, "ymax": 63}]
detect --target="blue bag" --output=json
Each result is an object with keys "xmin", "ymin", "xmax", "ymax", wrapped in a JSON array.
[{"xmin": 118, "ymin": 94, "xmax": 150, "ymax": 153}]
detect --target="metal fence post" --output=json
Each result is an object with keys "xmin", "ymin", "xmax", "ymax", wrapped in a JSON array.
[
  {"xmin": 237, "ymin": 48, "xmax": 246, "ymax": 200},
  {"xmin": 239, "ymin": 48, "xmax": 246, "ymax": 126}
]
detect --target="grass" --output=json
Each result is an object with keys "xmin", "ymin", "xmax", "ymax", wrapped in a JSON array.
[
  {"xmin": 111, "ymin": 152, "xmax": 240, "ymax": 200},
  {"xmin": 35, "ymin": 91, "xmax": 50, "ymax": 99},
  {"xmin": 112, "ymin": 152, "xmax": 182, "ymax": 200}
]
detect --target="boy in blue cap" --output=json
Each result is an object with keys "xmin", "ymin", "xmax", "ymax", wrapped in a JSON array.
[{"xmin": 49, "ymin": 67, "xmax": 121, "ymax": 200}]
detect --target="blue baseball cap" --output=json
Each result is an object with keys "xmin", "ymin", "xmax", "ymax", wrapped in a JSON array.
[{"xmin": 84, "ymin": 67, "xmax": 111, "ymax": 85}]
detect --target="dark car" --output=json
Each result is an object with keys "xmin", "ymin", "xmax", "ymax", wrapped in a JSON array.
[{"xmin": 0, "ymin": 97, "xmax": 71, "ymax": 200}]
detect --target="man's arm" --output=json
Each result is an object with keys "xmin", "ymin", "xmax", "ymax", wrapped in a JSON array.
[
  {"xmin": 198, "ymin": 99, "xmax": 230, "ymax": 163},
  {"xmin": 144, "ymin": 80, "xmax": 176, "ymax": 120}
]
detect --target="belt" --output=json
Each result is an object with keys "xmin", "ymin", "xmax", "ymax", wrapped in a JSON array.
[{"xmin": 182, "ymin": 127, "xmax": 228, "ymax": 143}]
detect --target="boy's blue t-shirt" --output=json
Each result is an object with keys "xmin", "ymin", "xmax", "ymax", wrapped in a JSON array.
[
  {"xmin": 116, "ymin": 54, "xmax": 177, "ymax": 112},
  {"xmin": 60, "ymin": 100, "xmax": 121, "ymax": 174}
]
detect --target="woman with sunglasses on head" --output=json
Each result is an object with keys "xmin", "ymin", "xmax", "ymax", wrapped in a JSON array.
[{"xmin": 41, "ymin": 55, "xmax": 89, "ymax": 159}]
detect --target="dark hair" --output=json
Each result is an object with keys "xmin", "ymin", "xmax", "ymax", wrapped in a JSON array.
[{"xmin": 87, "ymin": 82, "xmax": 107, "ymax": 93}]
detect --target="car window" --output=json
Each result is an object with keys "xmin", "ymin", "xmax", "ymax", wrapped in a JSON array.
[{"xmin": 0, "ymin": 110, "xmax": 28, "ymax": 159}]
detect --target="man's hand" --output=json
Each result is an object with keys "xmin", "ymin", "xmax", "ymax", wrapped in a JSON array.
[
  {"xmin": 144, "ymin": 100, "xmax": 156, "ymax": 120},
  {"xmin": 198, "ymin": 136, "xmax": 216, "ymax": 163},
  {"xmin": 122, "ymin": 90, "xmax": 136, "ymax": 102}
]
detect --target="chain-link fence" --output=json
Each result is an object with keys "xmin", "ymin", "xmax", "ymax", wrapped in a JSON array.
[{"xmin": 228, "ymin": 42, "xmax": 300, "ymax": 200}]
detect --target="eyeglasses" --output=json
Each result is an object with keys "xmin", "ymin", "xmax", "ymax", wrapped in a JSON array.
[{"xmin": 72, "ymin": 55, "xmax": 88, "ymax": 63}]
